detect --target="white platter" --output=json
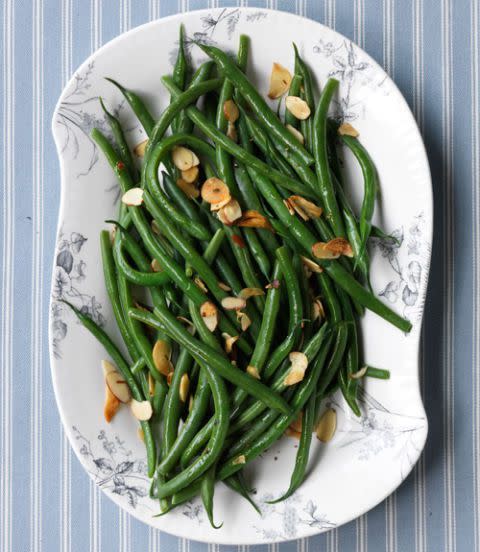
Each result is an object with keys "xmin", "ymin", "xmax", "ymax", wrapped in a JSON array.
[{"xmin": 50, "ymin": 7, "xmax": 432, "ymax": 545}]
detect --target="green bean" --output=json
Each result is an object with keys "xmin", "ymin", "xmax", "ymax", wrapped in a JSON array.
[
  {"xmin": 99, "ymin": 98, "xmax": 136, "ymax": 179},
  {"xmin": 197, "ymin": 43, "xmax": 314, "ymax": 167},
  {"xmin": 293, "ymin": 44, "xmax": 315, "ymax": 150},
  {"xmin": 201, "ymin": 464, "xmax": 222, "ymax": 529},
  {"xmin": 61, "ymin": 300, "xmax": 156, "ymax": 476},
  {"xmin": 105, "ymin": 77, "xmax": 155, "ymax": 136},
  {"xmin": 115, "ymin": 240, "xmax": 170, "ymax": 287},
  {"xmin": 224, "ymin": 474, "xmax": 261, "ymax": 514},
  {"xmin": 171, "ymin": 24, "xmax": 188, "ymax": 133},
  {"xmin": 161, "ymin": 77, "xmax": 316, "ymax": 199},
  {"xmin": 285, "ymin": 73, "xmax": 303, "ymax": 128},
  {"xmin": 179, "ymin": 61, "xmax": 216, "ymax": 135},
  {"xmin": 366, "ymin": 366, "xmax": 390, "ymax": 379},
  {"xmin": 312, "ymin": 78, "xmax": 345, "ymax": 237},
  {"xmin": 162, "ymin": 170, "xmax": 204, "ymax": 225},
  {"xmin": 130, "ymin": 307, "xmax": 292, "ymax": 415},
  {"xmin": 316, "ymin": 323, "xmax": 349, "ymax": 400},
  {"xmin": 340, "ymin": 134, "xmax": 378, "ymax": 255},
  {"xmin": 131, "ymin": 357, "xmax": 146, "ymax": 375},
  {"xmin": 269, "ymin": 388, "xmax": 316, "ymax": 503}
]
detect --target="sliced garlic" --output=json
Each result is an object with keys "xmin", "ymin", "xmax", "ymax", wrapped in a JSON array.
[
  {"xmin": 176, "ymin": 178, "xmax": 200, "ymax": 199},
  {"xmin": 130, "ymin": 399, "xmax": 153, "ymax": 421},
  {"xmin": 237, "ymin": 210, "xmax": 273, "ymax": 231},
  {"xmin": 200, "ymin": 301, "xmax": 219, "ymax": 332},
  {"xmin": 201, "ymin": 177, "xmax": 231, "ymax": 206},
  {"xmin": 222, "ymin": 333, "xmax": 239, "ymax": 354},
  {"xmin": 134, "ymin": 139, "xmax": 148, "ymax": 157},
  {"xmin": 237, "ymin": 311, "xmax": 252, "ymax": 332},
  {"xmin": 246, "ymin": 365, "xmax": 260, "ymax": 380},
  {"xmin": 338, "ymin": 122, "xmax": 359, "ymax": 137},
  {"xmin": 300, "ymin": 256, "xmax": 323, "ymax": 274},
  {"xmin": 285, "ymin": 96, "xmax": 311, "ymax": 120},
  {"xmin": 288, "ymin": 195, "xmax": 323, "ymax": 220},
  {"xmin": 283, "ymin": 352, "xmax": 309, "ymax": 386},
  {"xmin": 181, "ymin": 166, "xmax": 199, "ymax": 184},
  {"xmin": 311, "ymin": 242, "xmax": 341, "ymax": 260},
  {"xmin": 223, "ymin": 99, "xmax": 240, "ymax": 123},
  {"xmin": 268, "ymin": 63, "xmax": 292, "ymax": 99},
  {"xmin": 151, "ymin": 258, "xmax": 162, "ymax": 272},
  {"xmin": 121, "ymin": 187, "xmax": 144, "ymax": 206},
  {"xmin": 179, "ymin": 374, "xmax": 190, "ymax": 402},
  {"xmin": 221, "ymin": 296, "xmax": 247, "ymax": 311},
  {"xmin": 239, "ymin": 287, "xmax": 265, "ymax": 300},
  {"xmin": 315, "ymin": 408, "xmax": 337, "ymax": 442},
  {"xmin": 286, "ymin": 124, "xmax": 305, "ymax": 144},
  {"xmin": 172, "ymin": 146, "xmax": 200, "ymax": 171}
]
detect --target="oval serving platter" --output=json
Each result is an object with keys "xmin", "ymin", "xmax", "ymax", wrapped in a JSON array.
[{"xmin": 50, "ymin": 7, "xmax": 432, "ymax": 545}]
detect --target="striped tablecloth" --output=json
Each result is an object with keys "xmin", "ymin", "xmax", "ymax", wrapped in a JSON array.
[{"xmin": 1, "ymin": 1, "xmax": 477, "ymax": 551}]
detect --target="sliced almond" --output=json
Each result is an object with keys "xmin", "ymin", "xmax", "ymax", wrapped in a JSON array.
[
  {"xmin": 283, "ymin": 198, "xmax": 295, "ymax": 215},
  {"xmin": 312, "ymin": 242, "xmax": 341, "ymax": 260},
  {"xmin": 201, "ymin": 177, "xmax": 231, "ymax": 206},
  {"xmin": 268, "ymin": 63, "xmax": 292, "ymax": 99},
  {"xmin": 338, "ymin": 122, "xmax": 359, "ymax": 137},
  {"xmin": 102, "ymin": 359, "xmax": 117, "ymax": 378},
  {"xmin": 218, "ymin": 282, "xmax": 232, "ymax": 292},
  {"xmin": 239, "ymin": 287, "xmax": 265, "ymax": 300},
  {"xmin": 290, "ymin": 411, "xmax": 303, "ymax": 433},
  {"xmin": 130, "ymin": 399, "xmax": 153, "ymax": 421},
  {"xmin": 315, "ymin": 408, "xmax": 337, "ymax": 442},
  {"xmin": 284, "ymin": 352, "xmax": 309, "ymax": 386},
  {"xmin": 151, "ymin": 258, "xmax": 163, "ymax": 272},
  {"xmin": 179, "ymin": 374, "xmax": 190, "ymax": 402},
  {"xmin": 148, "ymin": 373, "xmax": 155, "ymax": 397},
  {"xmin": 325, "ymin": 237, "xmax": 354, "ymax": 258},
  {"xmin": 167, "ymin": 372, "xmax": 174, "ymax": 386},
  {"xmin": 152, "ymin": 339, "xmax": 173, "ymax": 376},
  {"xmin": 151, "ymin": 219, "xmax": 160, "ymax": 235},
  {"xmin": 104, "ymin": 384, "xmax": 120, "ymax": 423},
  {"xmin": 288, "ymin": 195, "xmax": 323, "ymax": 220},
  {"xmin": 285, "ymin": 427, "xmax": 302, "ymax": 440},
  {"xmin": 286, "ymin": 124, "xmax": 305, "ymax": 144},
  {"xmin": 137, "ymin": 427, "xmax": 145, "ymax": 442},
  {"xmin": 285, "ymin": 96, "xmax": 311, "ymax": 120},
  {"xmin": 246, "ymin": 365, "xmax": 260, "ymax": 380},
  {"xmin": 105, "ymin": 370, "xmax": 131, "ymax": 403},
  {"xmin": 221, "ymin": 296, "xmax": 247, "ymax": 311},
  {"xmin": 210, "ymin": 196, "xmax": 232, "ymax": 212},
  {"xmin": 222, "ymin": 333, "xmax": 239, "ymax": 354},
  {"xmin": 176, "ymin": 178, "xmax": 200, "ymax": 199},
  {"xmin": 237, "ymin": 210, "xmax": 273, "ymax": 231},
  {"xmin": 194, "ymin": 277, "xmax": 208, "ymax": 293},
  {"xmin": 218, "ymin": 199, "xmax": 242, "ymax": 225},
  {"xmin": 172, "ymin": 146, "xmax": 200, "ymax": 171},
  {"xmin": 134, "ymin": 139, "xmax": 148, "ymax": 157},
  {"xmin": 232, "ymin": 454, "xmax": 246, "ymax": 465},
  {"xmin": 181, "ymin": 166, "xmax": 199, "ymax": 184},
  {"xmin": 121, "ymin": 187, "xmax": 144, "ymax": 206},
  {"xmin": 200, "ymin": 301, "xmax": 219, "ymax": 332},
  {"xmin": 237, "ymin": 311, "xmax": 252, "ymax": 332},
  {"xmin": 349, "ymin": 366, "xmax": 368, "ymax": 380},
  {"xmin": 300, "ymin": 255, "xmax": 323, "ymax": 274},
  {"xmin": 312, "ymin": 298, "xmax": 326, "ymax": 321},
  {"xmin": 226, "ymin": 122, "xmax": 237, "ymax": 142},
  {"xmin": 223, "ymin": 99, "xmax": 239, "ymax": 123}
]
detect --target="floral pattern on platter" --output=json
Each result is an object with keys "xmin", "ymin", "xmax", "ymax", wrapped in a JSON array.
[
  {"xmin": 372, "ymin": 212, "xmax": 431, "ymax": 321},
  {"xmin": 51, "ymin": 228, "xmax": 104, "ymax": 358}
]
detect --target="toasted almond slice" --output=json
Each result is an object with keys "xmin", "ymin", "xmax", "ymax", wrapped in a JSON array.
[
  {"xmin": 151, "ymin": 219, "xmax": 160, "ymax": 235},
  {"xmin": 265, "ymin": 279, "xmax": 281, "ymax": 289},
  {"xmin": 152, "ymin": 339, "xmax": 173, "ymax": 376},
  {"xmin": 148, "ymin": 373, "xmax": 155, "ymax": 397},
  {"xmin": 201, "ymin": 177, "xmax": 231, "ymax": 205},
  {"xmin": 349, "ymin": 366, "xmax": 368, "ymax": 380},
  {"xmin": 315, "ymin": 408, "xmax": 337, "ymax": 442},
  {"xmin": 167, "ymin": 372, "xmax": 174, "ymax": 386},
  {"xmin": 284, "ymin": 352, "xmax": 309, "ymax": 386},
  {"xmin": 194, "ymin": 277, "xmax": 208, "ymax": 293},
  {"xmin": 177, "ymin": 316, "xmax": 196, "ymax": 335},
  {"xmin": 105, "ymin": 370, "xmax": 131, "ymax": 403},
  {"xmin": 219, "ymin": 199, "xmax": 242, "ymax": 225},
  {"xmin": 226, "ymin": 122, "xmax": 238, "ymax": 142},
  {"xmin": 122, "ymin": 187, "xmax": 144, "ymax": 206},
  {"xmin": 237, "ymin": 311, "xmax": 252, "ymax": 332},
  {"xmin": 283, "ymin": 198, "xmax": 295, "ymax": 215},
  {"xmin": 102, "ymin": 359, "xmax": 117, "ymax": 378},
  {"xmin": 237, "ymin": 210, "xmax": 273, "ymax": 231},
  {"xmin": 324, "ymin": 237, "xmax": 354, "ymax": 258},
  {"xmin": 104, "ymin": 384, "xmax": 121, "ymax": 423},
  {"xmin": 223, "ymin": 99, "xmax": 240, "ymax": 123},
  {"xmin": 285, "ymin": 427, "xmax": 302, "ymax": 440},
  {"xmin": 312, "ymin": 242, "xmax": 341, "ymax": 260},
  {"xmin": 290, "ymin": 411, "xmax": 303, "ymax": 433},
  {"xmin": 179, "ymin": 374, "xmax": 190, "ymax": 402},
  {"xmin": 134, "ymin": 139, "xmax": 148, "ymax": 157},
  {"xmin": 109, "ymin": 224, "xmax": 117, "ymax": 244},
  {"xmin": 286, "ymin": 124, "xmax": 305, "ymax": 144},
  {"xmin": 338, "ymin": 122, "xmax": 359, "ymax": 137},
  {"xmin": 288, "ymin": 195, "xmax": 323, "ymax": 220},
  {"xmin": 268, "ymin": 63, "xmax": 292, "ymax": 99},
  {"xmin": 130, "ymin": 399, "xmax": 153, "ymax": 421},
  {"xmin": 210, "ymin": 196, "xmax": 232, "ymax": 212},
  {"xmin": 151, "ymin": 258, "xmax": 163, "ymax": 272},
  {"xmin": 137, "ymin": 427, "xmax": 145, "ymax": 442},
  {"xmin": 232, "ymin": 454, "xmax": 246, "ymax": 465},
  {"xmin": 176, "ymin": 178, "xmax": 200, "ymax": 199},
  {"xmin": 300, "ymin": 256, "xmax": 323, "ymax": 274},
  {"xmin": 200, "ymin": 301, "xmax": 219, "ymax": 332},
  {"xmin": 239, "ymin": 287, "xmax": 265, "ymax": 300},
  {"xmin": 218, "ymin": 282, "xmax": 232, "ymax": 292},
  {"xmin": 312, "ymin": 298, "xmax": 326, "ymax": 321},
  {"xmin": 221, "ymin": 296, "xmax": 247, "ymax": 311},
  {"xmin": 172, "ymin": 146, "xmax": 200, "ymax": 171},
  {"xmin": 181, "ymin": 166, "xmax": 199, "ymax": 184},
  {"xmin": 222, "ymin": 333, "xmax": 239, "ymax": 354},
  {"xmin": 246, "ymin": 365, "xmax": 261, "ymax": 380},
  {"xmin": 285, "ymin": 96, "xmax": 311, "ymax": 120}
]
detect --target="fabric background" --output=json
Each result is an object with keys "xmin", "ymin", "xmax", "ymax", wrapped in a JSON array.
[{"xmin": 0, "ymin": 0, "xmax": 477, "ymax": 550}]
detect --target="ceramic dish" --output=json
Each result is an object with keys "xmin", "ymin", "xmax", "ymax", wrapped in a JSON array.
[{"xmin": 50, "ymin": 7, "xmax": 432, "ymax": 545}]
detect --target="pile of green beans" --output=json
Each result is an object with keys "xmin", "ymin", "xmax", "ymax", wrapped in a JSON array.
[{"xmin": 70, "ymin": 28, "xmax": 409, "ymax": 526}]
